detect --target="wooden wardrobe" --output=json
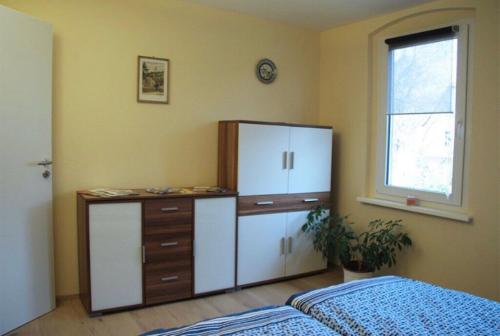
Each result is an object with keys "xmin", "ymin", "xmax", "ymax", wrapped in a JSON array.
[{"xmin": 218, "ymin": 120, "xmax": 333, "ymax": 286}]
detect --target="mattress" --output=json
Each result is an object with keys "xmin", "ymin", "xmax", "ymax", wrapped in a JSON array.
[
  {"xmin": 140, "ymin": 305, "xmax": 339, "ymax": 336},
  {"xmin": 287, "ymin": 275, "xmax": 500, "ymax": 336}
]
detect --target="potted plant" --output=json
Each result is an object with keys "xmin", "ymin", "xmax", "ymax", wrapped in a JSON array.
[{"xmin": 302, "ymin": 206, "xmax": 412, "ymax": 282}]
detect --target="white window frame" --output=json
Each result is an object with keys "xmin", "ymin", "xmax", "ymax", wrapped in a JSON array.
[{"xmin": 375, "ymin": 23, "xmax": 470, "ymax": 206}]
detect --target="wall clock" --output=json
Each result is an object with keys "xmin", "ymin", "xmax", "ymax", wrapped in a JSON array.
[{"xmin": 256, "ymin": 58, "xmax": 277, "ymax": 84}]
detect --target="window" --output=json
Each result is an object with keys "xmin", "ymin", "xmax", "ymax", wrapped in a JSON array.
[{"xmin": 377, "ymin": 25, "xmax": 469, "ymax": 206}]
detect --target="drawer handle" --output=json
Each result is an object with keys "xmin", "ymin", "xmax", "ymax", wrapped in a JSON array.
[
  {"xmin": 303, "ymin": 198, "xmax": 320, "ymax": 203},
  {"xmin": 161, "ymin": 207, "xmax": 179, "ymax": 212},
  {"xmin": 256, "ymin": 201, "xmax": 274, "ymax": 206},
  {"xmin": 161, "ymin": 276, "xmax": 179, "ymax": 282},
  {"xmin": 160, "ymin": 241, "xmax": 178, "ymax": 247}
]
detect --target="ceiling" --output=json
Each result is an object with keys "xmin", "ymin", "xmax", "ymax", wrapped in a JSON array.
[{"xmin": 186, "ymin": 0, "xmax": 434, "ymax": 31}]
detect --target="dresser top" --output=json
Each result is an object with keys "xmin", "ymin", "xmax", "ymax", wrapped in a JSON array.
[
  {"xmin": 219, "ymin": 120, "xmax": 332, "ymax": 129},
  {"xmin": 77, "ymin": 188, "xmax": 238, "ymax": 202}
]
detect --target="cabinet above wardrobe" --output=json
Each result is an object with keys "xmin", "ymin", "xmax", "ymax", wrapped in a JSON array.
[{"xmin": 218, "ymin": 121, "xmax": 332, "ymax": 197}]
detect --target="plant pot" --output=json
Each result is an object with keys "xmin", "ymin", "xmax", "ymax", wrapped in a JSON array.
[{"xmin": 342, "ymin": 261, "xmax": 374, "ymax": 282}]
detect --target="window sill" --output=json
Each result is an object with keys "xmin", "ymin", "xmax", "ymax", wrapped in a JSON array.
[{"xmin": 356, "ymin": 197, "xmax": 472, "ymax": 223}]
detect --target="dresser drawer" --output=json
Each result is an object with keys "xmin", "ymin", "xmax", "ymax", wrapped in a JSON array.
[
  {"xmin": 238, "ymin": 192, "xmax": 331, "ymax": 216},
  {"xmin": 144, "ymin": 235, "xmax": 192, "ymax": 264},
  {"xmin": 145, "ymin": 264, "xmax": 192, "ymax": 304},
  {"xmin": 144, "ymin": 198, "xmax": 193, "ymax": 224}
]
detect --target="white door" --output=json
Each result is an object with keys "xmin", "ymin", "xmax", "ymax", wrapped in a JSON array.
[
  {"xmin": 0, "ymin": 6, "xmax": 54, "ymax": 335},
  {"xmin": 238, "ymin": 123, "xmax": 290, "ymax": 196},
  {"xmin": 89, "ymin": 203, "xmax": 143, "ymax": 311},
  {"xmin": 194, "ymin": 197, "xmax": 236, "ymax": 294},
  {"xmin": 237, "ymin": 213, "xmax": 286, "ymax": 285},
  {"xmin": 288, "ymin": 127, "xmax": 332, "ymax": 193},
  {"xmin": 285, "ymin": 211, "xmax": 327, "ymax": 276}
]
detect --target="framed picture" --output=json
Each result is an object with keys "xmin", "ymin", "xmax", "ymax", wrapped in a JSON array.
[{"xmin": 137, "ymin": 56, "xmax": 169, "ymax": 104}]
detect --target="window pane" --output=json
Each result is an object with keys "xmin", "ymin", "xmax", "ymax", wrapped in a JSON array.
[
  {"xmin": 387, "ymin": 114, "xmax": 455, "ymax": 195},
  {"xmin": 390, "ymin": 38, "xmax": 457, "ymax": 114}
]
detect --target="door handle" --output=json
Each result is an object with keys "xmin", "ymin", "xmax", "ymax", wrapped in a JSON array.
[
  {"xmin": 282, "ymin": 151, "xmax": 288, "ymax": 170},
  {"xmin": 161, "ymin": 276, "xmax": 179, "ymax": 282},
  {"xmin": 289, "ymin": 152, "xmax": 295, "ymax": 169},
  {"xmin": 303, "ymin": 198, "xmax": 320, "ymax": 203},
  {"xmin": 160, "ymin": 241, "xmax": 178, "ymax": 247},
  {"xmin": 280, "ymin": 237, "xmax": 285, "ymax": 255},
  {"xmin": 161, "ymin": 207, "xmax": 179, "ymax": 212},
  {"xmin": 288, "ymin": 237, "xmax": 292, "ymax": 254},
  {"xmin": 255, "ymin": 201, "xmax": 274, "ymax": 206},
  {"xmin": 37, "ymin": 159, "xmax": 53, "ymax": 167}
]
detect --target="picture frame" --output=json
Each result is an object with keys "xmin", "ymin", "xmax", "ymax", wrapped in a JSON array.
[{"xmin": 137, "ymin": 56, "xmax": 169, "ymax": 104}]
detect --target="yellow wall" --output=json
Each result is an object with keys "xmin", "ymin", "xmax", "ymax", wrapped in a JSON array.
[
  {"xmin": 319, "ymin": 0, "xmax": 499, "ymax": 300},
  {"xmin": 0, "ymin": 0, "xmax": 320, "ymax": 295},
  {"xmin": 2, "ymin": 0, "xmax": 498, "ymax": 300}
]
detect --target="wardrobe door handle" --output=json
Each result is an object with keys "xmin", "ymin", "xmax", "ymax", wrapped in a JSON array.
[
  {"xmin": 289, "ymin": 152, "xmax": 295, "ymax": 169},
  {"xmin": 160, "ymin": 241, "xmax": 178, "ymax": 247},
  {"xmin": 255, "ymin": 201, "xmax": 274, "ymax": 206},
  {"xmin": 288, "ymin": 237, "xmax": 293, "ymax": 254},
  {"xmin": 280, "ymin": 237, "xmax": 285, "ymax": 255},
  {"xmin": 161, "ymin": 276, "xmax": 179, "ymax": 282},
  {"xmin": 282, "ymin": 151, "xmax": 288, "ymax": 170},
  {"xmin": 303, "ymin": 198, "xmax": 320, "ymax": 203},
  {"xmin": 161, "ymin": 207, "xmax": 179, "ymax": 212}
]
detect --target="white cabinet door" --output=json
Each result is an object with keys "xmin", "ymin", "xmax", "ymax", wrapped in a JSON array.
[
  {"xmin": 238, "ymin": 123, "xmax": 290, "ymax": 196},
  {"xmin": 194, "ymin": 197, "xmax": 236, "ymax": 294},
  {"xmin": 285, "ymin": 211, "xmax": 327, "ymax": 277},
  {"xmin": 288, "ymin": 127, "xmax": 332, "ymax": 193},
  {"xmin": 89, "ymin": 203, "xmax": 143, "ymax": 311},
  {"xmin": 237, "ymin": 213, "xmax": 286, "ymax": 285}
]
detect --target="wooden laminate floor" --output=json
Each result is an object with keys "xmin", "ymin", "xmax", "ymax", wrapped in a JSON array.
[{"xmin": 8, "ymin": 270, "xmax": 342, "ymax": 336}]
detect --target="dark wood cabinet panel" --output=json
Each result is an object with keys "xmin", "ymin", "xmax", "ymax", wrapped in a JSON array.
[
  {"xmin": 145, "ymin": 265, "xmax": 192, "ymax": 304},
  {"xmin": 144, "ymin": 234, "xmax": 192, "ymax": 264},
  {"xmin": 144, "ymin": 198, "xmax": 193, "ymax": 225},
  {"xmin": 238, "ymin": 192, "xmax": 331, "ymax": 216}
]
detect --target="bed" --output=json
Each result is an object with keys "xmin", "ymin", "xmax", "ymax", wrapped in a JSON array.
[
  {"xmin": 287, "ymin": 275, "xmax": 500, "ymax": 336},
  {"xmin": 140, "ymin": 305, "xmax": 339, "ymax": 336}
]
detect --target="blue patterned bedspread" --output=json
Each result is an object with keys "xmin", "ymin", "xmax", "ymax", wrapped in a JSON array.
[
  {"xmin": 287, "ymin": 276, "xmax": 500, "ymax": 336},
  {"xmin": 140, "ymin": 305, "xmax": 339, "ymax": 336}
]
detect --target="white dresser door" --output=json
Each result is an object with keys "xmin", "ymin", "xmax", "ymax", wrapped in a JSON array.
[
  {"xmin": 285, "ymin": 211, "xmax": 327, "ymax": 277},
  {"xmin": 288, "ymin": 127, "xmax": 332, "ymax": 193},
  {"xmin": 238, "ymin": 123, "xmax": 290, "ymax": 196},
  {"xmin": 89, "ymin": 203, "xmax": 143, "ymax": 311},
  {"xmin": 237, "ymin": 213, "xmax": 286, "ymax": 285},
  {"xmin": 194, "ymin": 197, "xmax": 236, "ymax": 294}
]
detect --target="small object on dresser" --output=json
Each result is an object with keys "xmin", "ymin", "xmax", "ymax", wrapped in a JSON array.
[
  {"xmin": 207, "ymin": 186, "xmax": 227, "ymax": 192},
  {"xmin": 86, "ymin": 189, "xmax": 139, "ymax": 197},
  {"xmin": 146, "ymin": 187, "xmax": 180, "ymax": 194}
]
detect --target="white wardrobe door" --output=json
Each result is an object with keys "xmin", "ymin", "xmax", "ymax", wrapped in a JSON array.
[
  {"xmin": 237, "ymin": 213, "xmax": 286, "ymax": 285},
  {"xmin": 238, "ymin": 123, "xmax": 290, "ymax": 196},
  {"xmin": 194, "ymin": 197, "xmax": 236, "ymax": 294},
  {"xmin": 89, "ymin": 203, "xmax": 143, "ymax": 311},
  {"xmin": 288, "ymin": 127, "xmax": 332, "ymax": 193},
  {"xmin": 285, "ymin": 211, "xmax": 327, "ymax": 277}
]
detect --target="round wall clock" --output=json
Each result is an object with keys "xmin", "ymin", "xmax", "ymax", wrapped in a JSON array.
[{"xmin": 256, "ymin": 58, "xmax": 277, "ymax": 84}]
